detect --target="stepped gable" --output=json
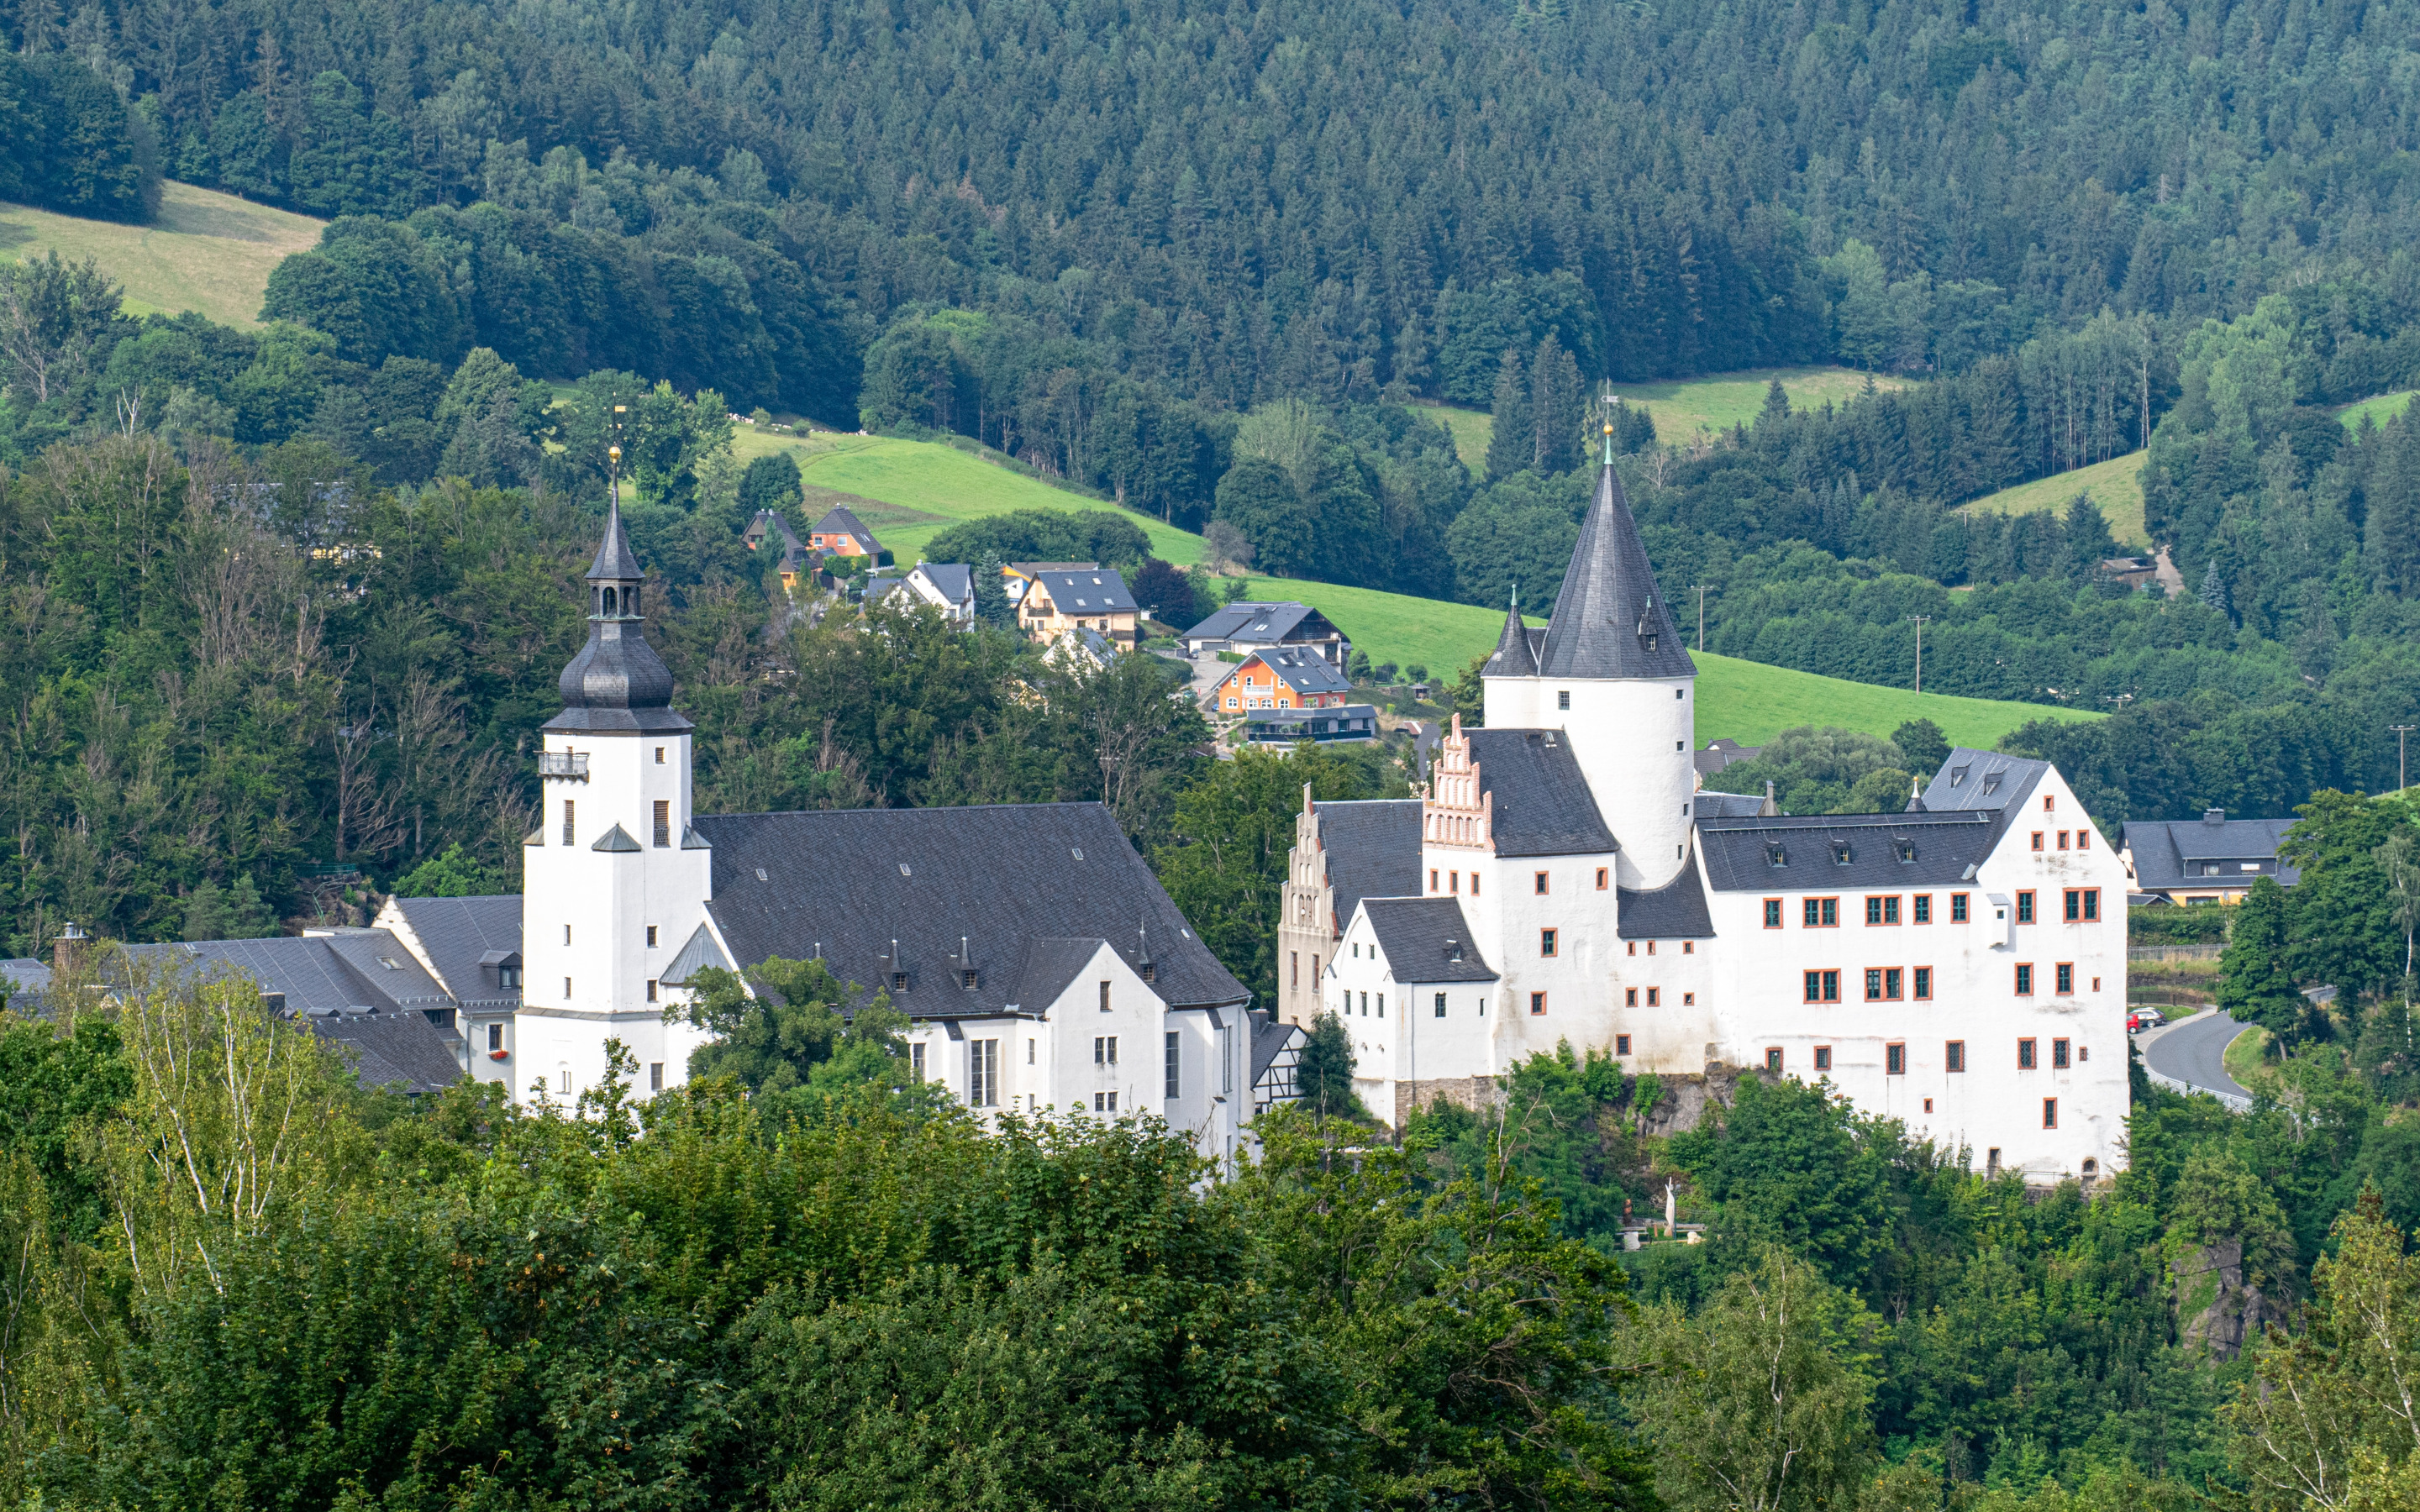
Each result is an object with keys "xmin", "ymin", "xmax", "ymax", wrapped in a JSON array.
[
  {"xmin": 544, "ymin": 497, "xmax": 692, "ymax": 735},
  {"xmin": 1536, "ymin": 460, "xmax": 1696, "ymax": 681},
  {"xmin": 1483, "ymin": 594, "xmax": 1537, "ymax": 677}
]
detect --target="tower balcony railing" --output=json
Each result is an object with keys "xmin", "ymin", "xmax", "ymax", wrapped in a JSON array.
[{"xmin": 539, "ymin": 752, "xmax": 590, "ymax": 779}]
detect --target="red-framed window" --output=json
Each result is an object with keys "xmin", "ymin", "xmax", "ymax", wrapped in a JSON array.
[
  {"xmin": 2043, "ymin": 1097, "xmax": 2059, "ymax": 1129},
  {"xmin": 1864, "ymin": 967, "xmax": 1903, "ymax": 1001},
  {"xmin": 1804, "ymin": 969, "xmax": 1840, "ymax": 1003},
  {"xmin": 1865, "ymin": 895, "xmax": 1902, "ymax": 925},
  {"xmin": 1764, "ymin": 1047, "xmax": 1783, "ymax": 1072},
  {"xmin": 2053, "ymin": 1037, "xmax": 2071, "ymax": 1068},
  {"xmin": 1951, "ymin": 892, "xmax": 1970, "ymax": 921},
  {"xmin": 2015, "ymin": 963, "xmax": 2035, "ymax": 995},
  {"xmin": 1913, "ymin": 966, "xmax": 1933, "ymax": 1000},
  {"xmin": 1813, "ymin": 1045, "xmax": 1833, "ymax": 1071},
  {"xmin": 1886, "ymin": 1042, "xmax": 1906, "ymax": 1074},
  {"xmin": 2055, "ymin": 963, "xmax": 2075, "ymax": 995},
  {"xmin": 1804, "ymin": 897, "xmax": 1840, "ymax": 927},
  {"xmin": 2064, "ymin": 888, "xmax": 2101, "ymax": 921},
  {"xmin": 2018, "ymin": 1037, "xmax": 2038, "ymax": 1069},
  {"xmin": 1625, "ymin": 987, "xmax": 1638, "ymax": 1006},
  {"xmin": 1944, "ymin": 1039, "xmax": 1965, "ymax": 1072},
  {"xmin": 1534, "ymin": 871, "xmax": 1549, "ymax": 895},
  {"xmin": 1540, "ymin": 928, "xmax": 1558, "ymax": 958},
  {"xmin": 1764, "ymin": 898, "xmax": 1783, "ymax": 928},
  {"xmin": 2017, "ymin": 890, "xmax": 2036, "ymax": 924},
  {"xmin": 1647, "ymin": 987, "xmax": 1661, "ymax": 1006},
  {"xmin": 2032, "ymin": 832, "xmax": 2044, "ymax": 851},
  {"xmin": 1528, "ymin": 991, "xmax": 1545, "ymax": 1016},
  {"xmin": 1597, "ymin": 867, "xmax": 1610, "ymax": 890},
  {"xmin": 1615, "ymin": 1033, "xmax": 1632, "ymax": 1054},
  {"xmin": 1913, "ymin": 893, "xmax": 1933, "ymax": 923}
]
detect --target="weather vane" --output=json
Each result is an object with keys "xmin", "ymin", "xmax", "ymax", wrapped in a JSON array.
[{"xmin": 608, "ymin": 402, "xmax": 628, "ymax": 508}]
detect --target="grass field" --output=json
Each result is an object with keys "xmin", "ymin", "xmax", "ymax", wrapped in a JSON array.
[
  {"xmin": 0, "ymin": 181, "xmax": 323, "ymax": 328},
  {"xmin": 1960, "ymin": 452, "xmax": 2149, "ymax": 549},
  {"xmin": 1409, "ymin": 365, "xmax": 1915, "ymax": 474},
  {"xmin": 721, "ymin": 423, "xmax": 2094, "ymax": 747},
  {"xmin": 1233, "ymin": 572, "xmax": 2094, "ymax": 748},
  {"xmin": 2337, "ymin": 391, "xmax": 2417, "ymax": 430}
]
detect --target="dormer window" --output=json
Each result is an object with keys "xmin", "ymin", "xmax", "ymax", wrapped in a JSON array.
[
  {"xmin": 960, "ymin": 969, "xmax": 978, "ymax": 990},
  {"xmin": 1981, "ymin": 773, "xmax": 2002, "ymax": 795},
  {"xmin": 1895, "ymin": 837, "xmax": 1918, "ymax": 863},
  {"xmin": 1950, "ymin": 765, "xmax": 1969, "ymax": 787},
  {"xmin": 1832, "ymin": 840, "xmax": 1853, "ymax": 865},
  {"xmin": 1765, "ymin": 842, "xmax": 1788, "ymax": 867},
  {"xmin": 891, "ymin": 971, "xmax": 908, "ymax": 991}
]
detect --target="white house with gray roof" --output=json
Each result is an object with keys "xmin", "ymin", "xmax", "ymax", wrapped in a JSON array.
[
  {"xmin": 510, "ymin": 497, "xmax": 1272, "ymax": 1161},
  {"xmin": 1304, "ymin": 423, "xmax": 2129, "ymax": 1184}
]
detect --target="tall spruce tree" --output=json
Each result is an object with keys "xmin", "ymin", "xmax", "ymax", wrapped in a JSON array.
[{"xmin": 1485, "ymin": 346, "xmax": 1533, "ymax": 482}]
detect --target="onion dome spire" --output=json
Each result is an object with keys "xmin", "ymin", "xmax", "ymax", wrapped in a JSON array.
[{"xmin": 542, "ymin": 417, "xmax": 692, "ymax": 734}]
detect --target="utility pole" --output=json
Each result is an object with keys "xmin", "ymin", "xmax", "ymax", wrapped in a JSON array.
[
  {"xmin": 1912, "ymin": 615, "xmax": 1931, "ymax": 696},
  {"xmin": 1692, "ymin": 584, "xmax": 1712, "ymax": 652},
  {"xmin": 2395, "ymin": 724, "xmax": 2417, "ymax": 792}
]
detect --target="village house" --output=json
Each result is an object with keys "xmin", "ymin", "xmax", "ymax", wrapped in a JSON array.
[
  {"xmin": 2120, "ymin": 810, "xmax": 2300, "ymax": 906},
  {"xmin": 1018, "ymin": 566, "xmax": 1139, "ymax": 650},
  {"xmin": 1291, "ymin": 421, "xmax": 2128, "ymax": 1184},
  {"xmin": 1002, "ymin": 561, "xmax": 1097, "ymax": 606},
  {"xmin": 898, "ymin": 562, "xmax": 976, "ymax": 625},
  {"xmin": 807, "ymin": 504, "xmax": 887, "ymax": 563},
  {"xmin": 1205, "ymin": 647, "xmax": 1378, "ymax": 743},
  {"xmin": 742, "ymin": 509, "xmax": 817, "ymax": 594},
  {"xmin": 1183, "ymin": 601, "xmax": 1350, "ymax": 668}
]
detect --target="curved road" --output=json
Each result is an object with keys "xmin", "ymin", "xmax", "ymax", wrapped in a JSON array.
[{"xmin": 2139, "ymin": 1010, "xmax": 2253, "ymax": 1103}]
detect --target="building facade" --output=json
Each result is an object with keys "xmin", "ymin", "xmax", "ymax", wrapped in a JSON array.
[
  {"xmin": 1018, "ymin": 568, "xmax": 1139, "ymax": 649},
  {"xmin": 514, "ymin": 502, "xmax": 1278, "ymax": 1158},
  {"xmin": 1301, "ymin": 432, "xmax": 2129, "ymax": 1183}
]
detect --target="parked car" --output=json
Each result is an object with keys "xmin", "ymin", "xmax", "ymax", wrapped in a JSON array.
[{"xmin": 2127, "ymin": 1008, "xmax": 2166, "ymax": 1032}]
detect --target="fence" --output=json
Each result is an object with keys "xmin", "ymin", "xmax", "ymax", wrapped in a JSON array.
[{"xmin": 2128, "ymin": 943, "xmax": 2224, "ymax": 963}]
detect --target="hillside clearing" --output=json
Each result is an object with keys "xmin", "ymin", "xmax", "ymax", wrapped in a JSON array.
[
  {"xmin": 1960, "ymin": 452, "xmax": 2149, "ymax": 549},
  {"xmin": 1408, "ymin": 365, "xmax": 1916, "ymax": 475},
  {"xmin": 0, "ymin": 181, "xmax": 324, "ymax": 328},
  {"xmin": 2337, "ymin": 391, "xmax": 2417, "ymax": 430}
]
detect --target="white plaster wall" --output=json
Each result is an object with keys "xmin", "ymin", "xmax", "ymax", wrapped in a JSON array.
[
  {"xmin": 1476, "ymin": 848, "xmax": 1630, "ymax": 1069},
  {"xmin": 1559, "ymin": 677, "xmax": 1697, "ymax": 889},
  {"xmin": 516, "ymin": 727, "xmax": 713, "ymax": 1108},
  {"xmin": 1688, "ymin": 769, "xmax": 2129, "ymax": 1180}
]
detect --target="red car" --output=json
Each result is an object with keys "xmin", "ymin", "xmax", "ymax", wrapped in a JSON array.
[{"xmin": 2127, "ymin": 1009, "xmax": 2166, "ymax": 1032}]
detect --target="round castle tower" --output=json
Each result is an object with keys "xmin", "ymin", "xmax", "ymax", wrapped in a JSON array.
[{"xmin": 1479, "ymin": 412, "xmax": 1697, "ymax": 890}]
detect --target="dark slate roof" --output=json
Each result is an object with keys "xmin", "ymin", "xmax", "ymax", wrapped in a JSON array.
[
  {"xmin": 692, "ymin": 803, "xmax": 1249, "ymax": 1016},
  {"xmin": 1036, "ymin": 569, "xmax": 1136, "ymax": 612},
  {"xmin": 1483, "ymin": 597, "xmax": 1537, "ymax": 677},
  {"xmin": 1619, "ymin": 866, "xmax": 1715, "ymax": 938},
  {"xmin": 1693, "ymin": 738, "xmax": 1762, "ymax": 778},
  {"xmin": 1249, "ymin": 1013, "xmax": 1301, "ymax": 1088},
  {"xmin": 1185, "ymin": 601, "xmax": 1323, "ymax": 644},
  {"xmin": 1362, "ymin": 897, "xmax": 1497, "ymax": 983},
  {"xmin": 1918, "ymin": 748, "xmax": 2049, "ymax": 816},
  {"xmin": 1010, "ymin": 937, "xmax": 1115, "ymax": 1008},
  {"xmin": 1695, "ymin": 791, "xmax": 1770, "ymax": 819},
  {"xmin": 1697, "ymin": 811, "xmax": 2002, "ymax": 893},
  {"xmin": 1313, "ymin": 799, "xmax": 1423, "ymax": 928},
  {"xmin": 546, "ymin": 507, "xmax": 689, "ymax": 735},
  {"xmin": 3, "ymin": 957, "xmax": 52, "ymax": 1007},
  {"xmin": 1536, "ymin": 463, "xmax": 1696, "ymax": 681},
  {"xmin": 118, "ymin": 933, "xmax": 463, "ymax": 1094},
  {"xmin": 661, "ymin": 922, "xmax": 733, "ymax": 985},
  {"xmin": 592, "ymin": 823, "xmax": 642, "ymax": 853},
  {"xmin": 385, "ymin": 895, "xmax": 522, "ymax": 1011},
  {"xmin": 915, "ymin": 563, "xmax": 975, "ymax": 604},
  {"xmin": 1252, "ymin": 646, "xmax": 1351, "ymax": 695},
  {"xmin": 2122, "ymin": 814, "xmax": 2302, "ymax": 891},
  {"xmin": 587, "ymin": 498, "xmax": 644, "ymax": 581},
  {"xmin": 1468, "ymin": 729, "xmax": 1618, "ymax": 856},
  {"xmin": 812, "ymin": 505, "xmax": 882, "ymax": 549},
  {"xmin": 745, "ymin": 509, "xmax": 804, "ymax": 552}
]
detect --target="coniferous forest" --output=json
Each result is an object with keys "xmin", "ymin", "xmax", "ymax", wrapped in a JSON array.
[{"xmin": 7, "ymin": 0, "xmax": 2420, "ymax": 1506}]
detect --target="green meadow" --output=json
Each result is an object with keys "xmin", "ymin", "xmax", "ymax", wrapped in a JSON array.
[
  {"xmin": 1959, "ymin": 451, "xmax": 2150, "ymax": 549},
  {"xmin": 0, "ymin": 181, "xmax": 323, "ymax": 327}
]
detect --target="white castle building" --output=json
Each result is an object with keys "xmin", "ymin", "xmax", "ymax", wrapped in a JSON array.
[
  {"xmin": 511, "ymin": 501, "xmax": 1276, "ymax": 1163},
  {"xmin": 1285, "ymin": 427, "xmax": 2128, "ymax": 1183}
]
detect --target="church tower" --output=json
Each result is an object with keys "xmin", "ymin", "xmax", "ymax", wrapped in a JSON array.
[
  {"xmin": 517, "ymin": 456, "xmax": 713, "ymax": 1106},
  {"xmin": 1481, "ymin": 406, "xmax": 1697, "ymax": 890}
]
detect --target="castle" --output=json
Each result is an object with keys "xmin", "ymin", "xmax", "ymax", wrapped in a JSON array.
[{"xmin": 1278, "ymin": 423, "xmax": 2128, "ymax": 1182}]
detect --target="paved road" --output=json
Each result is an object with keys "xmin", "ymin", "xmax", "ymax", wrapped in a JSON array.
[{"xmin": 2139, "ymin": 1010, "xmax": 2253, "ymax": 1102}]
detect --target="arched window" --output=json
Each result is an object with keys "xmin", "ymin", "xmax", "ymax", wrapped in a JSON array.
[{"xmin": 601, "ymin": 587, "xmax": 617, "ymax": 616}]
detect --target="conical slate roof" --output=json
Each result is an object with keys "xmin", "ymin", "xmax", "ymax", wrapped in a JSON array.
[
  {"xmin": 587, "ymin": 496, "xmax": 644, "ymax": 581},
  {"xmin": 1483, "ymin": 593, "xmax": 1537, "ymax": 677},
  {"xmin": 1536, "ymin": 461, "xmax": 1696, "ymax": 681}
]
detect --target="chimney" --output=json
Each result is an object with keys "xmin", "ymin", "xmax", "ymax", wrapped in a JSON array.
[
  {"xmin": 52, "ymin": 921, "xmax": 88, "ymax": 975},
  {"xmin": 2203, "ymin": 807, "xmax": 2226, "ymax": 825}
]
